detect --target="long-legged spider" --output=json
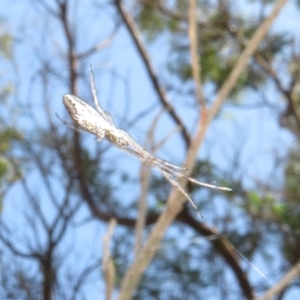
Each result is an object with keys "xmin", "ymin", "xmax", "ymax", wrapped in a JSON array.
[{"xmin": 56, "ymin": 67, "xmax": 231, "ymax": 217}]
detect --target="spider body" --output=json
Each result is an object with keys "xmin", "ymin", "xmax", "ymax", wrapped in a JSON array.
[
  {"xmin": 63, "ymin": 94, "xmax": 111, "ymax": 139},
  {"xmin": 58, "ymin": 68, "xmax": 231, "ymax": 217},
  {"xmin": 105, "ymin": 129, "xmax": 129, "ymax": 148}
]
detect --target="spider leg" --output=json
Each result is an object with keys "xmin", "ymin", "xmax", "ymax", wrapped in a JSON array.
[
  {"xmin": 184, "ymin": 176, "xmax": 232, "ymax": 191},
  {"xmin": 117, "ymin": 142, "xmax": 204, "ymax": 216},
  {"xmin": 89, "ymin": 65, "xmax": 115, "ymax": 126},
  {"xmin": 116, "ymin": 144, "xmax": 150, "ymax": 164},
  {"xmin": 122, "ymin": 132, "xmax": 188, "ymax": 172},
  {"xmin": 124, "ymin": 140, "xmax": 178, "ymax": 174},
  {"xmin": 160, "ymin": 169, "xmax": 203, "ymax": 218},
  {"xmin": 55, "ymin": 112, "xmax": 85, "ymax": 134},
  {"xmin": 166, "ymin": 167, "xmax": 232, "ymax": 191},
  {"xmin": 116, "ymin": 143, "xmax": 177, "ymax": 177},
  {"xmin": 156, "ymin": 157, "xmax": 187, "ymax": 172},
  {"xmin": 117, "ymin": 144, "xmax": 202, "ymax": 216}
]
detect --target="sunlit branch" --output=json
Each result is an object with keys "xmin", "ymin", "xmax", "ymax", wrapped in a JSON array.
[
  {"xmin": 256, "ymin": 260, "xmax": 300, "ymax": 300},
  {"xmin": 118, "ymin": 1, "xmax": 288, "ymax": 299},
  {"xmin": 188, "ymin": 0, "xmax": 206, "ymax": 108},
  {"xmin": 114, "ymin": 0, "xmax": 191, "ymax": 148}
]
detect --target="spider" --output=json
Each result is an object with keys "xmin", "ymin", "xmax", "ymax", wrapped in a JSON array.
[{"xmin": 56, "ymin": 67, "xmax": 231, "ymax": 217}]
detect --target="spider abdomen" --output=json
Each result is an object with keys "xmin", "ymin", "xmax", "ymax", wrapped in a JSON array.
[
  {"xmin": 105, "ymin": 130, "xmax": 129, "ymax": 147},
  {"xmin": 63, "ymin": 94, "xmax": 111, "ymax": 137}
]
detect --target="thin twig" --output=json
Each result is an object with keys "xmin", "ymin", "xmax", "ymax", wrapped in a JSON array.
[
  {"xmin": 102, "ymin": 218, "xmax": 117, "ymax": 300},
  {"xmin": 228, "ymin": 24, "xmax": 300, "ymax": 129},
  {"xmin": 154, "ymin": 125, "xmax": 181, "ymax": 152},
  {"xmin": 134, "ymin": 108, "xmax": 171, "ymax": 256},
  {"xmin": 254, "ymin": 54, "xmax": 300, "ymax": 129},
  {"xmin": 188, "ymin": 0, "xmax": 206, "ymax": 107},
  {"xmin": 208, "ymin": 0, "xmax": 288, "ymax": 123},
  {"xmin": 134, "ymin": 163, "xmax": 151, "ymax": 256},
  {"xmin": 256, "ymin": 260, "xmax": 300, "ymax": 300},
  {"xmin": 77, "ymin": 27, "xmax": 118, "ymax": 59},
  {"xmin": 140, "ymin": 0, "xmax": 206, "ymax": 27}
]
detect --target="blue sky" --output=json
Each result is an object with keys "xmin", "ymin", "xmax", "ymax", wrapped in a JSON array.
[{"xmin": 1, "ymin": 0, "xmax": 300, "ymax": 299}]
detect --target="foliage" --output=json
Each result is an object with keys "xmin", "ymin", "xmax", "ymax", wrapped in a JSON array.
[{"xmin": 0, "ymin": 23, "xmax": 22, "ymax": 209}]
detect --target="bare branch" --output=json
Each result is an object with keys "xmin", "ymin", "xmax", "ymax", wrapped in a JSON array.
[
  {"xmin": 227, "ymin": 23, "xmax": 300, "ymax": 129},
  {"xmin": 208, "ymin": 0, "xmax": 288, "ymax": 122},
  {"xmin": 0, "ymin": 228, "xmax": 40, "ymax": 259},
  {"xmin": 256, "ymin": 260, "xmax": 300, "ymax": 300},
  {"xmin": 114, "ymin": 0, "xmax": 191, "ymax": 147},
  {"xmin": 134, "ymin": 163, "xmax": 151, "ymax": 256},
  {"xmin": 254, "ymin": 55, "xmax": 300, "ymax": 129},
  {"xmin": 102, "ymin": 218, "xmax": 117, "ymax": 300},
  {"xmin": 118, "ymin": 102, "xmax": 208, "ymax": 300},
  {"xmin": 140, "ymin": 0, "xmax": 206, "ymax": 27},
  {"xmin": 188, "ymin": 0, "xmax": 206, "ymax": 107},
  {"xmin": 177, "ymin": 207, "xmax": 255, "ymax": 299},
  {"xmin": 77, "ymin": 26, "xmax": 118, "ymax": 59},
  {"xmin": 154, "ymin": 125, "xmax": 181, "ymax": 151},
  {"xmin": 134, "ymin": 108, "xmax": 165, "ymax": 256}
]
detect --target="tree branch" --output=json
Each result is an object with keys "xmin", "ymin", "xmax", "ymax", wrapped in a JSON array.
[
  {"xmin": 114, "ymin": 0, "xmax": 191, "ymax": 148},
  {"xmin": 102, "ymin": 218, "xmax": 117, "ymax": 300},
  {"xmin": 177, "ymin": 207, "xmax": 254, "ymax": 299},
  {"xmin": 208, "ymin": 0, "xmax": 288, "ymax": 123},
  {"xmin": 188, "ymin": 0, "xmax": 206, "ymax": 107},
  {"xmin": 227, "ymin": 22, "xmax": 300, "ymax": 131},
  {"xmin": 256, "ymin": 260, "xmax": 300, "ymax": 300},
  {"xmin": 140, "ymin": 0, "xmax": 206, "ymax": 27},
  {"xmin": 117, "ymin": 1, "xmax": 287, "ymax": 299},
  {"xmin": 77, "ymin": 25, "xmax": 118, "ymax": 59}
]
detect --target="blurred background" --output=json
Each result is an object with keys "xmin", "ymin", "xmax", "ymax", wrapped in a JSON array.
[{"xmin": 0, "ymin": 0, "xmax": 299, "ymax": 299}]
